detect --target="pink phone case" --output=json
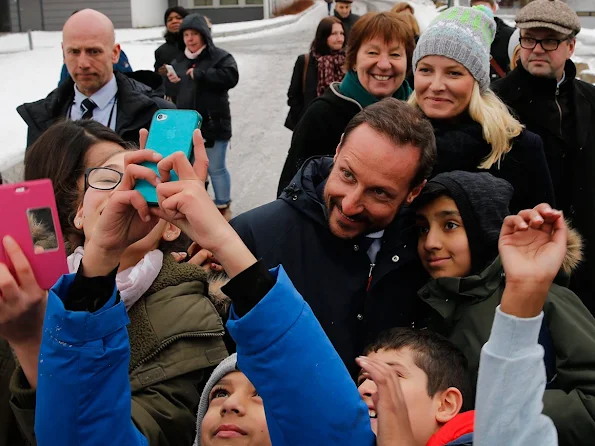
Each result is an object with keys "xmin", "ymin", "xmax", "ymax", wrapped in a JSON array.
[{"xmin": 0, "ymin": 180, "xmax": 68, "ymax": 290}]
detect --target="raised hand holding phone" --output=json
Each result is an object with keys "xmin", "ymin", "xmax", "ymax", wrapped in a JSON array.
[
  {"xmin": 150, "ymin": 129, "xmax": 257, "ymax": 278},
  {"xmin": 134, "ymin": 109, "xmax": 202, "ymax": 206},
  {"xmin": 82, "ymin": 150, "xmax": 163, "ymax": 277}
]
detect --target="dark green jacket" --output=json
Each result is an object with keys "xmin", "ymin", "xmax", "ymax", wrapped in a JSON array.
[
  {"xmin": 419, "ymin": 256, "xmax": 595, "ymax": 446},
  {"xmin": 5, "ymin": 257, "xmax": 229, "ymax": 446}
]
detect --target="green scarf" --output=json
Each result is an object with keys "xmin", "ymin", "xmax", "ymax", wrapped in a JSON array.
[{"xmin": 338, "ymin": 70, "xmax": 412, "ymax": 108}]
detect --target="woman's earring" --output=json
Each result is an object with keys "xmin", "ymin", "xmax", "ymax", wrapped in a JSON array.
[{"xmin": 166, "ymin": 234, "xmax": 171, "ymax": 240}]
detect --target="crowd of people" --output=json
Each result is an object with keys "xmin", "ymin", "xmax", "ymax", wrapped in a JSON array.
[{"xmin": 2, "ymin": 0, "xmax": 595, "ymax": 445}]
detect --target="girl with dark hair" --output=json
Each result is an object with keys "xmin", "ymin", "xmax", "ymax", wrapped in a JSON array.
[
  {"xmin": 1, "ymin": 120, "xmax": 229, "ymax": 445},
  {"xmin": 24, "ymin": 120, "xmax": 131, "ymax": 252},
  {"xmin": 285, "ymin": 16, "xmax": 346, "ymax": 131}
]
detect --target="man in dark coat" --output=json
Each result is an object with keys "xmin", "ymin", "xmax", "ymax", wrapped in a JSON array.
[
  {"xmin": 334, "ymin": 0, "xmax": 360, "ymax": 41},
  {"xmin": 17, "ymin": 9, "xmax": 173, "ymax": 148},
  {"xmin": 492, "ymin": 0, "xmax": 595, "ymax": 315},
  {"xmin": 231, "ymin": 99, "xmax": 436, "ymax": 378},
  {"xmin": 470, "ymin": 0, "xmax": 515, "ymax": 80}
]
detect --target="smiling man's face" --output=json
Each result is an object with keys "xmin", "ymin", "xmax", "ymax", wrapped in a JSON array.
[{"xmin": 324, "ymin": 123, "xmax": 423, "ymax": 239}]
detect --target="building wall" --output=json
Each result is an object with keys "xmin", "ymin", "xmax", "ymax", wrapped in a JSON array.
[
  {"xmin": 41, "ymin": 0, "xmax": 132, "ymax": 31},
  {"xmin": 187, "ymin": 6, "xmax": 263, "ymax": 22},
  {"xmin": 6, "ymin": 0, "xmax": 18, "ymax": 32},
  {"xmin": 131, "ymin": 0, "xmax": 168, "ymax": 27}
]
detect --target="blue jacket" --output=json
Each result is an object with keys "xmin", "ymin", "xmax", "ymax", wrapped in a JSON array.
[
  {"xmin": 35, "ymin": 274, "xmax": 147, "ymax": 446},
  {"xmin": 227, "ymin": 266, "xmax": 375, "ymax": 445},
  {"xmin": 36, "ymin": 267, "xmax": 373, "ymax": 446}
]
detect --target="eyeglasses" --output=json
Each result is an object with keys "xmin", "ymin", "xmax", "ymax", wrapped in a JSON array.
[
  {"xmin": 519, "ymin": 37, "xmax": 569, "ymax": 52},
  {"xmin": 84, "ymin": 167, "xmax": 123, "ymax": 191}
]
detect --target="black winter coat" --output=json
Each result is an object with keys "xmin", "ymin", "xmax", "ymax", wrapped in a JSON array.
[
  {"xmin": 166, "ymin": 17, "xmax": 238, "ymax": 143},
  {"xmin": 278, "ymin": 83, "xmax": 362, "ymax": 195},
  {"xmin": 154, "ymin": 33, "xmax": 186, "ymax": 99},
  {"xmin": 430, "ymin": 117, "xmax": 555, "ymax": 213},
  {"xmin": 17, "ymin": 72, "xmax": 174, "ymax": 147},
  {"xmin": 489, "ymin": 17, "xmax": 515, "ymax": 81},
  {"xmin": 492, "ymin": 60, "xmax": 595, "ymax": 314},
  {"xmin": 334, "ymin": 11, "xmax": 360, "ymax": 41},
  {"xmin": 284, "ymin": 53, "xmax": 319, "ymax": 131},
  {"xmin": 154, "ymin": 33, "xmax": 185, "ymax": 71},
  {"xmin": 232, "ymin": 157, "xmax": 429, "ymax": 379}
]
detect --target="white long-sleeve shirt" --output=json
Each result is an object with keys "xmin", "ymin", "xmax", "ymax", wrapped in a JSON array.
[{"xmin": 474, "ymin": 306, "xmax": 558, "ymax": 446}]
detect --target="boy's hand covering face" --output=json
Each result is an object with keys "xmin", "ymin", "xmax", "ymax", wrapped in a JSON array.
[
  {"xmin": 499, "ymin": 203, "xmax": 566, "ymax": 317},
  {"xmin": 356, "ymin": 356, "xmax": 417, "ymax": 446}
]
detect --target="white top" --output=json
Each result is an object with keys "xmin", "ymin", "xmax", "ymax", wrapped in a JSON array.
[
  {"xmin": 365, "ymin": 230, "xmax": 384, "ymax": 263},
  {"xmin": 474, "ymin": 306, "xmax": 558, "ymax": 446},
  {"xmin": 71, "ymin": 75, "xmax": 118, "ymax": 130}
]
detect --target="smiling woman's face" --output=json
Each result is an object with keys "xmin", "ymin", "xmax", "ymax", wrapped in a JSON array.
[
  {"xmin": 355, "ymin": 37, "xmax": 407, "ymax": 98},
  {"xmin": 414, "ymin": 55, "xmax": 475, "ymax": 120},
  {"xmin": 201, "ymin": 371, "xmax": 271, "ymax": 446}
]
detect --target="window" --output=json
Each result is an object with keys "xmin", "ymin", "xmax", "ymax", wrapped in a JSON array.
[
  {"xmin": 246, "ymin": 0, "xmax": 263, "ymax": 5},
  {"xmin": 221, "ymin": 0, "xmax": 239, "ymax": 5},
  {"xmin": 194, "ymin": 0, "xmax": 214, "ymax": 6}
]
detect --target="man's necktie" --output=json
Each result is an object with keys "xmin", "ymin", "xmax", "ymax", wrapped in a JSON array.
[{"xmin": 81, "ymin": 98, "xmax": 98, "ymax": 120}]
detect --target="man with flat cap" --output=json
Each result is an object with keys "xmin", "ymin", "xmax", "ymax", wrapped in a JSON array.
[{"xmin": 493, "ymin": 1, "xmax": 595, "ymax": 322}]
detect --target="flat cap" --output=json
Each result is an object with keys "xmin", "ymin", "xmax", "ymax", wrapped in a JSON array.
[{"xmin": 515, "ymin": 0, "xmax": 581, "ymax": 35}]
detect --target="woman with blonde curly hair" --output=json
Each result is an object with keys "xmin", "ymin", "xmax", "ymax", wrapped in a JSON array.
[{"xmin": 408, "ymin": 5, "xmax": 554, "ymax": 212}]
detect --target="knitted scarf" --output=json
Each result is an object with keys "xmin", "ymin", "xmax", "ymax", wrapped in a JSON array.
[
  {"xmin": 313, "ymin": 50, "xmax": 346, "ymax": 97},
  {"xmin": 338, "ymin": 70, "xmax": 412, "ymax": 108}
]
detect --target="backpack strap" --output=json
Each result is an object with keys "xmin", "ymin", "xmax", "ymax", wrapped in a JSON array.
[
  {"xmin": 302, "ymin": 53, "xmax": 310, "ymax": 94},
  {"xmin": 490, "ymin": 56, "xmax": 507, "ymax": 79}
]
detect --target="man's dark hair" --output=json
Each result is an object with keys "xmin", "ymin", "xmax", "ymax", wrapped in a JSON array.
[
  {"xmin": 341, "ymin": 98, "xmax": 436, "ymax": 187},
  {"xmin": 363, "ymin": 328, "xmax": 474, "ymax": 411}
]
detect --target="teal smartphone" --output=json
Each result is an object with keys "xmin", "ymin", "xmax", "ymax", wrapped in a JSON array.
[{"xmin": 135, "ymin": 109, "xmax": 202, "ymax": 205}]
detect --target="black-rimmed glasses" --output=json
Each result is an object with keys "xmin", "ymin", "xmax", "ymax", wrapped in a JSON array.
[
  {"xmin": 519, "ymin": 37, "xmax": 569, "ymax": 52},
  {"xmin": 84, "ymin": 167, "xmax": 123, "ymax": 191}
]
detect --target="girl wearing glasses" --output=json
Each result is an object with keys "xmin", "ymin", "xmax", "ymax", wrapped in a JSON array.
[
  {"xmin": 408, "ymin": 5, "xmax": 554, "ymax": 213},
  {"xmin": 0, "ymin": 120, "xmax": 231, "ymax": 446}
]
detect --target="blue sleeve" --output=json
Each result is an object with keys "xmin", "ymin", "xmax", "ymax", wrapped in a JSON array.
[
  {"xmin": 35, "ymin": 273, "xmax": 148, "ymax": 446},
  {"xmin": 226, "ymin": 266, "xmax": 375, "ymax": 446},
  {"xmin": 58, "ymin": 64, "xmax": 70, "ymax": 86},
  {"xmin": 115, "ymin": 50, "xmax": 133, "ymax": 73}
]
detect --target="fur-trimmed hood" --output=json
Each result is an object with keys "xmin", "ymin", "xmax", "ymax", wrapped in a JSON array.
[{"xmin": 562, "ymin": 223, "xmax": 583, "ymax": 276}]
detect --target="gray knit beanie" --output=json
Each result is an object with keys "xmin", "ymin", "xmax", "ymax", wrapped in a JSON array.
[
  {"xmin": 193, "ymin": 354, "xmax": 239, "ymax": 446},
  {"xmin": 515, "ymin": 0, "xmax": 581, "ymax": 36},
  {"xmin": 412, "ymin": 6, "xmax": 496, "ymax": 92}
]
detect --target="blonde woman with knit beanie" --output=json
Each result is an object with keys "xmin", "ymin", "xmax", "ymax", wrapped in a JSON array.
[{"xmin": 409, "ymin": 5, "xmax": 554, "ymax": 214}]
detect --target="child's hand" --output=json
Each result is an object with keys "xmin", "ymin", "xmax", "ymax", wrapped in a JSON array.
[
  {"xmin": 151, "ymin": 130, "xmax": 235, "ymax": 254},
  {"xmin": 499, "ymin": 203, "xmax": 567, "ymax": 317},
  {"xmin": 83, "ymin": 151, "xmax": 162, "ymax": 276},
  {"xmin": 0, "ymin": 236, "xmax": 46, "ymax": 347},
  {"xmin": 356, "ymin": 356, "xmax": 416, "ymax": 446},
  {"xmin": 0, "ymin": 236, "xmax": 47, "ymax": 388},
  {"xmin": 150, "ymin": 129, "xmax": 256, "ymax": 277}
]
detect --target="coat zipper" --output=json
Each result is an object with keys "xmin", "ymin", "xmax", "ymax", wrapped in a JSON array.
[
  {"xmin": 555, "ymin": 86, "xmax": 563, "ymax": 137},
  {"xmin": 366, "ymin": 263, "xmax": 376, "ymax": 292},
  {"xmin": 131, "ymin": 331, "xmax": 225, "ymax": 372}
]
